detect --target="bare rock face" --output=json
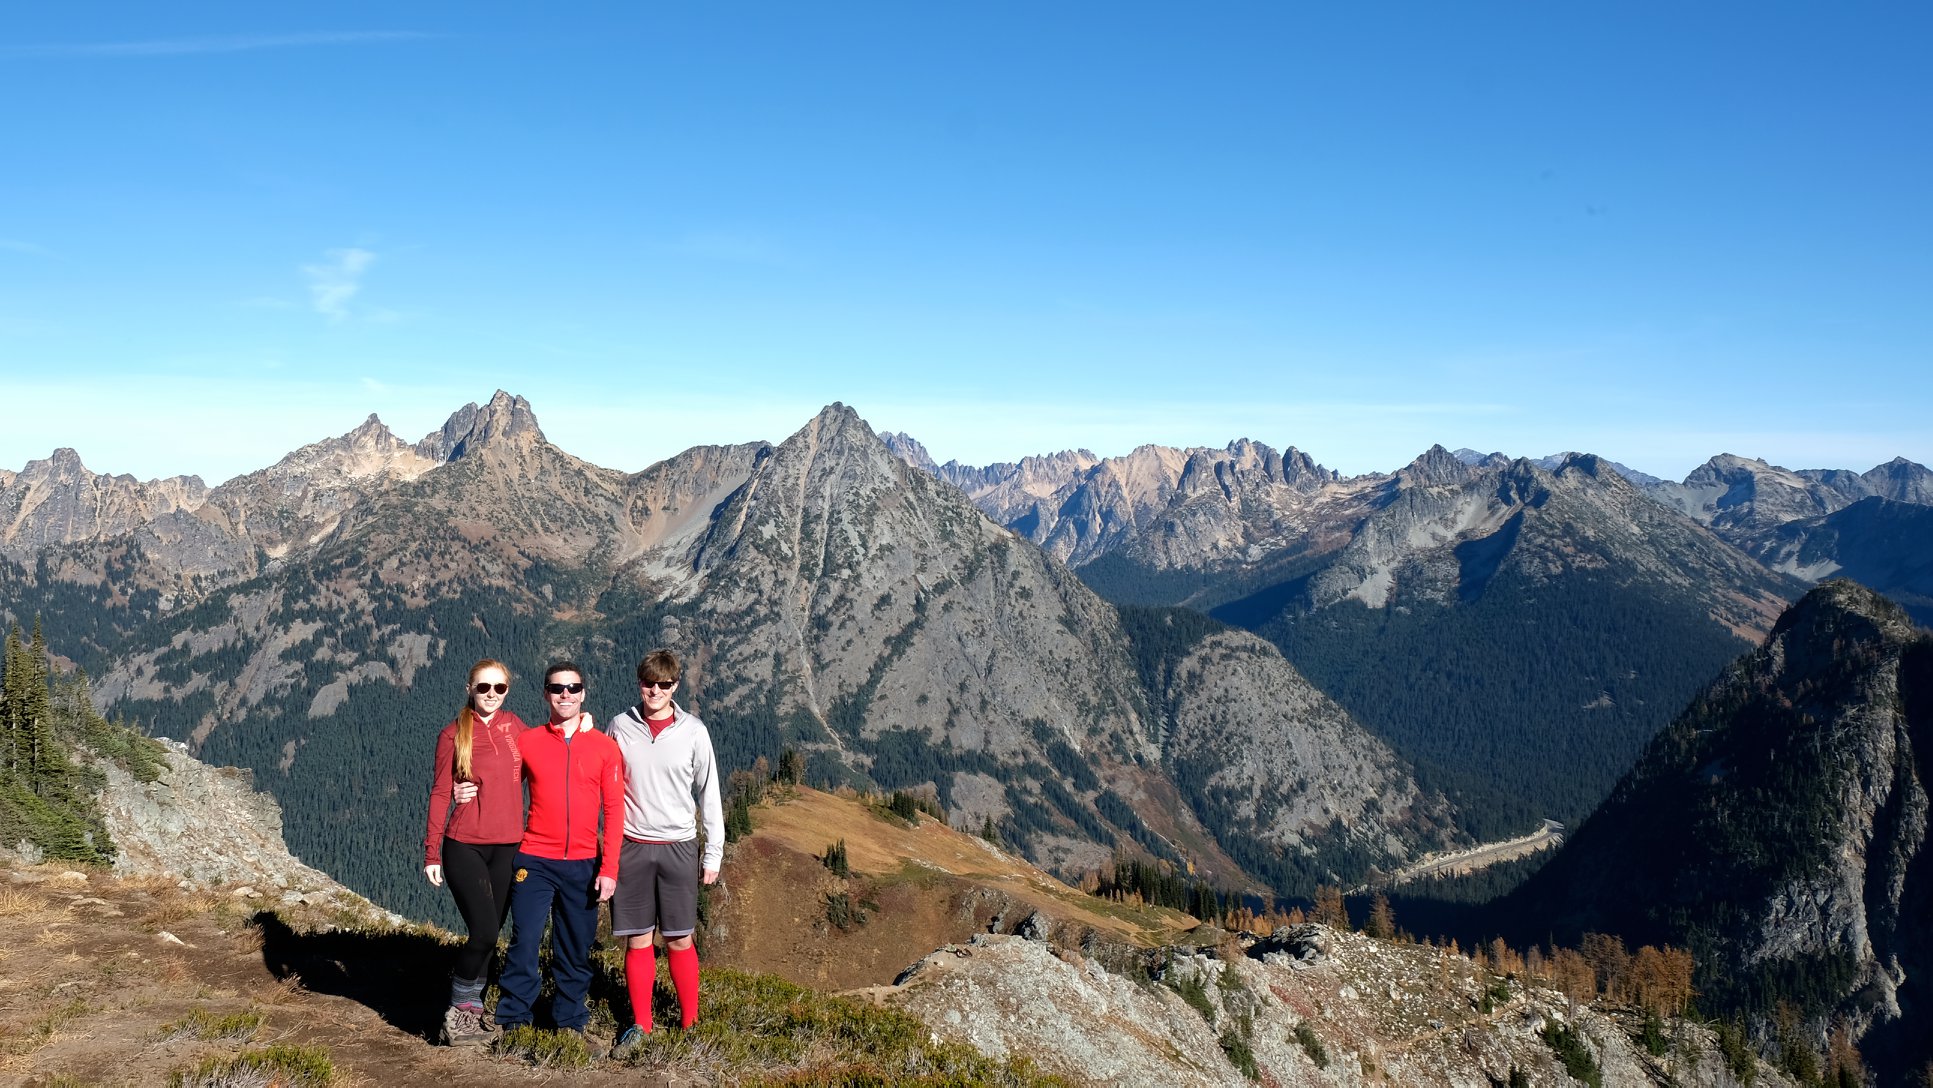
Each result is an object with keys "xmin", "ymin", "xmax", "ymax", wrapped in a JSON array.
[
  {"xmin": 0, "ymin": 448, "xmax": 206, "ymax": 559},
  {"xmin": 1118, "ymin": 442, "xmax": 1371, "ymax": 577},
  {"xmin": 897, "ymin": 438, "xmax": 1361, "ymax": 572},
  {"xmin": 198, "ymin": 412, "xmax": 438, "ymax": 561},
  {"xmin": 95, "ymin": 738, "xmax": 396, "ymax": 919},
  {"xmin": 1161, "ymin": 630, "xmax": 1459, "ymax": 870},
  {"xmin": 888, "ymin": 929, "xmax": 1794, "ymax": 1087}
]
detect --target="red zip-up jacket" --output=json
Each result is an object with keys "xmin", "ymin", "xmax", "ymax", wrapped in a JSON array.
[
  {"xmin": 518, "ymin": 720, "xmax": 625, "ymax": 880},
  {"xmin": 424, "ymin": 709, "xmax": 528, "ymax": 865}
]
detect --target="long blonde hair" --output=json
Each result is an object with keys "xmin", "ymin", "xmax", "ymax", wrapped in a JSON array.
[{"xmin": 454, "ymin": 659, "xmax": 509, "ymax": 781}]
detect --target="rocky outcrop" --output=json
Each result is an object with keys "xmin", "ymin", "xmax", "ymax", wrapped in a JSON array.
[
  {"xmin": 888, "ymin": 928, "xmax": 1795, "ymax": 1087},
  {"xmin": 94, "ymin": 739, "xmax": 396, "ymax": 919}
]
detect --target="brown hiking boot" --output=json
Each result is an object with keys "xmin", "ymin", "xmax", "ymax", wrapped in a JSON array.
[{"xmin": 442, "ymin": 1004, "xmax": 491, "ymax": 1047}]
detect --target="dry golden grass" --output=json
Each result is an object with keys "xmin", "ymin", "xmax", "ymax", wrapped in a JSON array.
[
  {"xmin": 116, "ymin": 872, "xmax": 182, "ymax": 895},
  {"xmin": 258, "ymin": 974, "xmax": 307, "ymax": 1006},
  {"xmin": 35, "ymin": 927, "xmax": 75, "ymax": 949},
  {"xmin": 141, "ymin": 902, "xmax": 194, "ymax": 930},
  {"xmin": 0, "ymin": 887, "xmax": 52, "ymax": 917}
]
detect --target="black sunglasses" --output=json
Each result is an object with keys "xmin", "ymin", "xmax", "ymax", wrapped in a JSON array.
[
  {"xmin": 545, "ymin": 682, "xmax": 585, "ymax": 695},
  {"xmin": 640, "ymin": 679, "xmax": 677, "ymax": 690},
  {"xmin": 472, "ymin": 682, "xmax": 509, "ymax": 695}
]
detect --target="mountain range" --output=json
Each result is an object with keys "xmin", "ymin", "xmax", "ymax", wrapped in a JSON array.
[
  {"xmin": 0, "ymin": 394, "xmax": 1457, "ymax": 922},
  {"xmin": 890, "ymin": 434, "xmax": 1930, "ymax": 835}
]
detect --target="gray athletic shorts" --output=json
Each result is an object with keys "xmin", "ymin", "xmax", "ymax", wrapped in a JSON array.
[{"xmin": 612, "ymin": 838, "xmax": 700, "ymax": 938}]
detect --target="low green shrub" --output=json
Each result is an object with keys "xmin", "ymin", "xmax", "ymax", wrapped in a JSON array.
[
  {"xmin": 157, "ymin": 1008, "xmax": 263, "ymax": 1042},
  {"xmin": 1293, "ymin": 1022, "xmax": 1328, "ymax": 1068},
  {"xmin": 169, "ymin": 1044, "xmax": 333, "ymax": 1087},
  {"xmin": 494, "ymin": 1025, "xmax": 593, "ymax": 1069}
]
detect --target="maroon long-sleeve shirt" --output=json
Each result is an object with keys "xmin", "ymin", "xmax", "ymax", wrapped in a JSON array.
[{"xmin": 424, "ymin": 710, "xmax": 527, "ymax": 865}]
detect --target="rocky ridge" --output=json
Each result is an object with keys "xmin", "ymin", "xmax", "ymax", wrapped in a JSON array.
[{"xmin": 886, "ymin": 926, "xmax": 1797, "ymax": 1087}]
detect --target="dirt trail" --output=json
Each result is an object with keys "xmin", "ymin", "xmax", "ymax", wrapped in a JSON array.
[{"xmin": 0, "ymin": 865, "xmax": 661, "ymax": 1087}]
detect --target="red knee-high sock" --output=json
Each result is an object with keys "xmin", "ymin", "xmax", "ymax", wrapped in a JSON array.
[
  {"xmin": 667, "ymin": 944, "xmax": 700, "ymax": 1028},
  {"xmin": 625, "ymin": 945, "xmax": 656, "ymax": 1032}
]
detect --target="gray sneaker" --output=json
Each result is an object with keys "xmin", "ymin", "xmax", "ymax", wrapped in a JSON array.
[{"xmin": 442, "ymin": 1004, "xmax": 491, "ymax": 1047}]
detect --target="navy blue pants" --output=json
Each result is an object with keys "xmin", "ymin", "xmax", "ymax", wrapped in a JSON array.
[{"xmin": 494, "ymin": 853, "xmax": 600, "ymax": 1031}]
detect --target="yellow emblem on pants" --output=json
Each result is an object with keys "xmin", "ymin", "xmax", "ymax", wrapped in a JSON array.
[{"xmin": 515, "ymin": 868, "xmax": 528, "ymax": 883}]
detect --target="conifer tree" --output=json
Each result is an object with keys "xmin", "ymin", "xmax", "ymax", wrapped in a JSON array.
[{"xmin": 1365, "ymin": 892, "xmax": 1396, "ymax": 939}]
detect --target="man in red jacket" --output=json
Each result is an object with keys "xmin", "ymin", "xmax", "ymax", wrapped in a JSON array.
[{"xmin": 491, "ymin": 661, "xmax": 625, "ymax": 1034}]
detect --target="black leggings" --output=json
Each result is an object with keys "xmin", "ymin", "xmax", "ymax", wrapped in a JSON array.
[{"xmin": 443, "ymin": 839, "xmax": 518, "ymax": 981}]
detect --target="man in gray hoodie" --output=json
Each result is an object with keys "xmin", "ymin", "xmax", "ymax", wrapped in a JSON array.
[{"xmin": 605, "ymin": 648, "xmax": 724, "ymax": 1058}]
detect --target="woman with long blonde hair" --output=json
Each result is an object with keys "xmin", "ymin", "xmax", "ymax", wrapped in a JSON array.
[{"xmin": 423, "ymin": 658, "xmax": 527, "ymax": 1046}]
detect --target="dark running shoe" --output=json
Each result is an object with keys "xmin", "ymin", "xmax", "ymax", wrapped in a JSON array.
[{"xmin": 610, "ymin": 1024, "xmax": 647, "ymax": 1060}]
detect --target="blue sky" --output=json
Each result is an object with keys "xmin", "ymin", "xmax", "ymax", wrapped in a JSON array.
[{"xmin": 3, "ymin": 3, "xmax": 1928, "ymax": 484}]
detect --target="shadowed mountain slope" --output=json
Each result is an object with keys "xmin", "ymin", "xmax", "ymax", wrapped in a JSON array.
[{"xmin": 1501, "ymin": 580, "xmax": 1933, "ymax": 1080}]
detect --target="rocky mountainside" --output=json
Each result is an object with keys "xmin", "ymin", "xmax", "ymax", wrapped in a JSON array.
[
  {"xmin": 1746, "ymin": 498, "xmax": 1933, "ymax": 626},
  {"xmin": 1501, "ymin": 580, "xmax": 1933, "ymax": 1080},
  {"xmin": 644, "ymin": 405, "xmax": 1456, "ymax": 885},
  {"xmin": 1144, "ymin": 621, "xmax": 1461, "ymax": 889},
  {"xmin": 0, "ymin": 449, "xmax": 207, "ymax": 560},
  {"xmin": 1647, "ymin": 453, "xmax": 1933, "ymax": 548},
  {"xmin": 1, "ymin": 396, "xmax": 1456, "ymax": 920},
  {"xmin": 883, "ymin": 433, "xmax": 1361, "ymax": 572},
  {"xmin": 896, "ymin": 436, "xmax": 1812, "ymax": 837},
  {"xmin": 1454, "ymin": 446, "xmax": 1667, "ymax": 488},
  {"xmin": 1187, "ymin": 450, "xmax": 1798, "ymax": 836}
]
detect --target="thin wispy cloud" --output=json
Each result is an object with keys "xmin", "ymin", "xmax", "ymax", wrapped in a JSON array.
[
  {"xmin": 0, "ymin": 238, "xmax": 55, "ymax": 257},
  {"xmin": 303, "ymin": 247, "xmax": 377, "ymax": 322},
  {"xmin": 3, "ymin": 31, "xmax": 432, "ymax": 59}
]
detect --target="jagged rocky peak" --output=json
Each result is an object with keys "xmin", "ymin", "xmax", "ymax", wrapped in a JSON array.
[
  {"xmin": 877, "ymin": 430, "xmax": 938, "ymax": 472},
  {"xmin": 784, "ymin": 402, "xmax": 897, "ymax": 470},
  {"xmin": 242, "ymin": 412, "xmax": 434, "ymax": 487},
  {"xmin": 1396, "ymin": 443, "xmax": 1471, "ymax": 487},
  {"xmin": 12, "ymin": 447, "xmax": 208, "ymax": 498},
  {"xmin": 414, "ymin": 390, "xmax": 546, "ymax": 462},
  {"xmin": 1862, "ymin": 455, "xmax": 1933, "ymax": 503},
  {"xmin": 0, "ymin": 447, "xmax": 209, "ymax": 556}
]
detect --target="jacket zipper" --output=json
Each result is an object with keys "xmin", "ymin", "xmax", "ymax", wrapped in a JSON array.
[{"xmin": 562, "ymin": 728, "xmax": 574, "ymax": 859}]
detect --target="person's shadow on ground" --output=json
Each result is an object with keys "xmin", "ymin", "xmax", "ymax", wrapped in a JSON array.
[
  {"xmin": 251, "ymin": 910, "xmax": 635, "ymax": 1040},
  {"xmin": 253, "ymin": 911, "xmax": 454, "ymax": 1041}
]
